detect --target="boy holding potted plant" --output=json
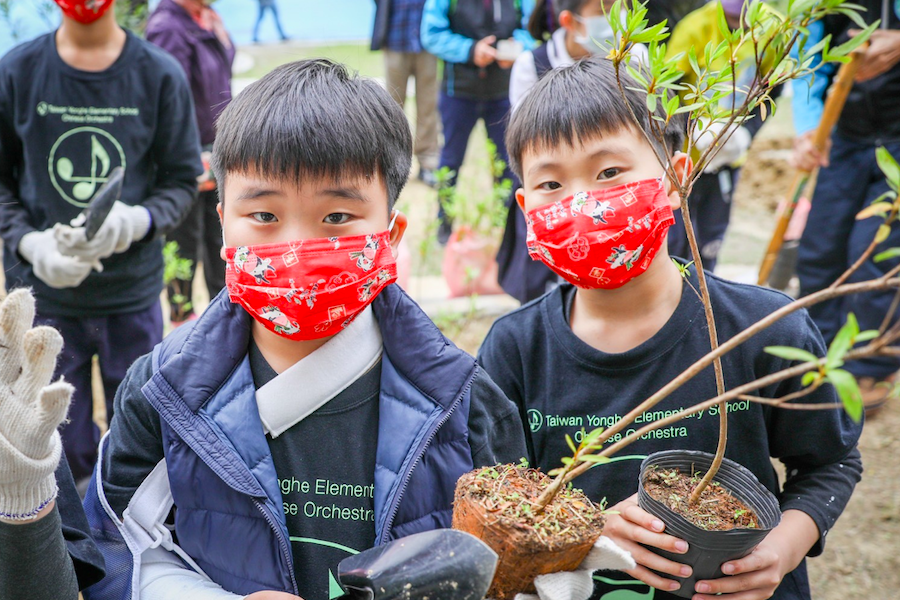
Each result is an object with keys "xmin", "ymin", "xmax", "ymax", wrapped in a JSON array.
[
  {"xmin": 82, "ymin": 59, "xmax": 527, "ymax": 600},
  {"xmin": 478, "ymin": 58, "xmax": 863, "ymax": 600}
]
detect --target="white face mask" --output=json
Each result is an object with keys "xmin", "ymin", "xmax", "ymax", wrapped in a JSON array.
[{"xmin": 574, "ymin": 11, "xmax": 624, "ymax": 55}]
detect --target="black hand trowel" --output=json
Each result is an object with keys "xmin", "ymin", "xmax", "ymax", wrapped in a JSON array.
[
  {"xmin": 335, "ymin": 529, "xmax": 498, "ymax": 600},
  {"xmin": 74, "ymin": 166, "xmax": 125, "ymax": 241}
]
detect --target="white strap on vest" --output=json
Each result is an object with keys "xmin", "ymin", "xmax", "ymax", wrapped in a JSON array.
[{"xmin": 94, "ymin": 433, "xmax": 209, "ymax": 600}]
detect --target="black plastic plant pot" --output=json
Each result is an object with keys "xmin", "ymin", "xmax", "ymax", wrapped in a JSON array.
[{"xmin": 636, "ymin": 450, "xmax": 782, "ymax": 599}]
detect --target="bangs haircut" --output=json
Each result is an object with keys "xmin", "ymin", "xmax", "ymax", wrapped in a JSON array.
[
  {"xmin": 212, "ymin": 59, "xmax": 412, "ymax": 209},
  {"xmin": 505, "ymin": 57, "xmax": 684, "ymax": 179}
]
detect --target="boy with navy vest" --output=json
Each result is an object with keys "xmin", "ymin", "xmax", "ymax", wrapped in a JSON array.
[
  {"xmin": 479, "ymin": 59, "xmax": 862, "ymax": 600},
  {"xmin": 82, "ymin": 59, "xmax": 527, "ymax": 600}
]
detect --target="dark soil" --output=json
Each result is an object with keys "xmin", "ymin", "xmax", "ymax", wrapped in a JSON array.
[
  {"xmin": 644, "ymin": 465, "xmax": 760, "ymax": 531},
  {"xmin": 456, "ymin": 464, "xmax": 606, "ymax": 550}
]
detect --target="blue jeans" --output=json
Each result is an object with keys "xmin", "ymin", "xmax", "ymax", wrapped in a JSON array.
[
  {"xmin": 253, "ymin": 2, "xmax": 287, "ymax": 41},
  {"xmin": 437, "ymin": 92, "xmax": 514, "ymax": 221},
  {"xmin": 797, "ymin": 135, "xmax": 900, "ymax": 379},
  {"xmin": 36, "ymin": 302, "xmax": 163, "ymax": 481}
]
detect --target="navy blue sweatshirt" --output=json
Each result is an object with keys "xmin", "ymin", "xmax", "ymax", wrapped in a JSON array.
[
  {"xmin": 478, "ymin": 266, "xmax": 863, "ymax": 600},
  {"xmin": 0, "ymin": 30, "xmax": 202, "ymax": 317}
]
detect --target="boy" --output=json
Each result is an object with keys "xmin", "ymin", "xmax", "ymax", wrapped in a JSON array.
[
  {"xmin": 0, "ymin": 0, "xmax": 202, "ymax": 485},
  {"xmin": 82, "ymin": 59, "xmax": 526, "ymax": 600},
  {"xmin": 479, "ymin": 58, "xmax": 862, "ymax": 600}
]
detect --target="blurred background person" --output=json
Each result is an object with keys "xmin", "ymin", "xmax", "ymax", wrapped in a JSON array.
[
  {"xmin": 372, "ymin": 0, "xmax": 440, "ymax": 188},
  {"xmin": 147, "ymin": 0, "xmax": 235, "ymax": 325}
]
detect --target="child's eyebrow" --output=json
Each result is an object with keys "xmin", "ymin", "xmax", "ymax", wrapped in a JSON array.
[
  {"xmin": 234, "ymin": 188, "xmax": 284, "ymax": 202},
  {"xmin": 320, "ymin": 187, "xmax": 369, "ymax": 202}
]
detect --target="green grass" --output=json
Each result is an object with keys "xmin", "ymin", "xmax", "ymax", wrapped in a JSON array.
[{"xmin": 238, "ymin": 41, "xmax": 384, "ymax": 80}]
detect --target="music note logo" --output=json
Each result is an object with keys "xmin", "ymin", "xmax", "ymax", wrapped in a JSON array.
[{"xmin": 48, "ymin": 126, "xmax": 126, "ymax": 208}]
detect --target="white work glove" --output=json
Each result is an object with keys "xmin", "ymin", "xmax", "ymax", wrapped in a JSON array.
[
  {"xmin": 693, "ymin": 121, "xmax": 752, "ymax": 173},
  {"xmin": 55, "ymin": 201, "xmax": 152, "ymax": 266},
  {"xmin": 18, "ymin": 228, "xmax": 93, "ymax": 289},
  {"xmin": 0, "ymin": 289, "xmax": 73, "ymax": 521},
  {"xmin": 513, "ymin": 537, "xmax": 636, "ymax": 600}
]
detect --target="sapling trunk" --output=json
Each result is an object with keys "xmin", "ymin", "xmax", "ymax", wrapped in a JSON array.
[{"xmin": 676, "ymin": 189, "xmax": 728, "ymax": 505}]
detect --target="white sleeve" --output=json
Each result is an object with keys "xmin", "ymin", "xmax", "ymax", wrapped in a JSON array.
[
  {"xmin": 140, "ymin": 546, "xmax": 246, "ymax": 600},
  {"xmin": 510, "ymin": 50, "xmax": 539, "ymax": 111}
]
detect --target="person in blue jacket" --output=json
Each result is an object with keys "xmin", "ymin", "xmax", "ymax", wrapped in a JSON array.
[
  {"xmin": 791, "ymin": 0, "xmax": 900, "ymax": 414},
  {"xmin": 421, "ymin": 0, "xmax": 534, "ymax": 243},
  {"xmin": 81, "ymin": 59, "xmax": 526, "ymax": 600}
]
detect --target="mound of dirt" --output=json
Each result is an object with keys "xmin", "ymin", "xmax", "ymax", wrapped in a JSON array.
[{"xmin": 734, "ymin": 136, "xmax": 795, "ymax": 213}]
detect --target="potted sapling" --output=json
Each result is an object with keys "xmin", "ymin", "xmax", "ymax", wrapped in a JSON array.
[
  {"xmin": 451, "ymin": 1, "xmax": 900, "ymax": 597},
  {"xmin": 440, "ymin": 139, "xmax": 510, "ymax": 297}
]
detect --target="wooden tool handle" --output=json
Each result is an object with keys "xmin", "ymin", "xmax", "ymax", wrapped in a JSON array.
[{"xmin": 757, "ymin": 48, "xmax": 866, "ymax": 285}]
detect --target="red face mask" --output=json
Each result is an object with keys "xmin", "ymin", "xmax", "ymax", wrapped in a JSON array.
[
  {"xmin": 54, "ymin": 0, "xmax": 114, "ymax": 24},
  {"xmin": 525, "ymin": 178, "xmax": 675, "ymax": 289},
  {"xmin": 225, "ymin": 229, "xmax": 397, "ymax": 341}
]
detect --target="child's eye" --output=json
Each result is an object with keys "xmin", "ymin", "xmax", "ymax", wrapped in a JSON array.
[
  {"xmin": 598, "ymin": 168, "xmax": 620, "ymax": 180},
  {"xmin": 324, "ymin": 213, "xmax": 351, "ymax": 225},
  {"xmin": 251, "ymin": 212, "xmax": 278, "ymax": 223},
  {"xmin": 539, "ymin": 181, "xmax": 562, "ymax": 191}
]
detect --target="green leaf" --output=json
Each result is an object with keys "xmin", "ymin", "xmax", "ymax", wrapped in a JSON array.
[
  {"xmin": 826, "ymin": 314, "xmax": 859, "ymax": 369},
  {"xmin": 565, "ymin": 433, "xmax": 576, "ymax": 454},
  {"xmin": 646, "ymin": 94, "xmax": 657, "ymax": 113},
  {"xmin": 826, "ymin": 369, "xmax": 863, "ymax": 423},
  {"xmin": 584, "ymin": 427, "xmax": 605, "ymax": 443},
  {"xmin": 831, "ymin": 21, "xmax": 878, "ymax": 57},
  {"xmin": 874, "ymin": 247, "xmax": 900, "ymax": 263},
  {"xmin": 561, "ymin": 456, "xmax": 574, "ymax": 466},
  {"xmin": 856, "ymin": 201, "xmax": 893, "ymax": 220},
  {"xmin": 801, "ymin": 371, "xmax": 819, "ymax": 387},
  {"xmin": 855, "ymin": 330, "xmax": 879, "ymax": 343},
  {"xmin": 875, "ymin": 224, "xmax": 892, "ymax": 244},
  {"xmin": 876, "ymin": 147, "xmax": 900, "ymax": 190},
  {"xmin": 765, "ymin": 346, "xmax": 820, "ymax": 363}
]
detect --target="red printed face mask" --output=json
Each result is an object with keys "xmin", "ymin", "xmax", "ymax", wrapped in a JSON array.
[
  {"xmin": 225, "ymin": 230, "xmax": 397, "ymax": 341},
  {"xmin": 525, "ymin": 178, "xmax": 675, "ymax": 289},
  {"xmin": 54, "ymin": 0, "xmax": 114, "ymax": 24}
]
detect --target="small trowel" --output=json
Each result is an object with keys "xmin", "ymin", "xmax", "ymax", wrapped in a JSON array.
[
  {"xmin": 335, "ymin": 529, "xmax": 498, "ymax": 600},
  {"xmin": 72, "ymin": 166, "xmax": 125, "ymax": 241}
]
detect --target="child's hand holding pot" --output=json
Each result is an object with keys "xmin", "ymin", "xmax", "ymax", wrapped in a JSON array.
[
  {"xmin": 692, "ymin": 509, "xmax": 818, "ymax": 600},
  {"xmin": 601, "ymin": 494, "xmax": 692, "ymax": 593}
]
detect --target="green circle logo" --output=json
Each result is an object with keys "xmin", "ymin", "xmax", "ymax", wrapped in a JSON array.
[
  {"xmin": 36, "ymin": 102, "xmax": 48, "ymax": 117},
  {"xmin": 48, "ymin": 127, "xmax": 126, "ymax": 207},
  {"xmin": 528, "ymin": 408, "xmax": 544, "ymax": 432}
]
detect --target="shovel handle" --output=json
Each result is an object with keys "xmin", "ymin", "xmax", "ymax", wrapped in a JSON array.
[{"xmin": 757, "ymin": 49, "xmax": 865, "ymax": 286}]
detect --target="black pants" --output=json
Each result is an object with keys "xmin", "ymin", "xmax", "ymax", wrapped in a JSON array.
[
  {"xmin": 36, "ymin": 303, "xmax": 163, "ymax": 481},
  {"xmin": 166, "ymin": 189, "xmax": 226, "ymax": 319}
]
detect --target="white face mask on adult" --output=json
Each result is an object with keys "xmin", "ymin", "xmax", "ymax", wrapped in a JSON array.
[{"xmin": 574, "ymin": 11, "xmax": 624, "ymax": 55}]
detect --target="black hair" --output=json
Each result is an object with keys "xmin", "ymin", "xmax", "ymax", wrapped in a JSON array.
[
  {"xmin": 505, "ymin": 57, "xmax": 685, "ymax": 180},
  {"xmin": 527, "ymin": 0, "xmax": 592, "ymax": 40},
  {"xmin": 212, "ymin": 59, "xmax": 412, "ymax": 209}
]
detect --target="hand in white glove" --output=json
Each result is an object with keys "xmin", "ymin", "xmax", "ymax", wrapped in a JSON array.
[
  {"xmin": 55, "ymin": 201, "xmax": 152, "ymax": 264},
  {"xmin": 513, "ymin": 537, "xmax": 636, "ymax": 600},
  {"xmin": 0, "ymin": 289, "xmax": 73, "ymax": 522},
  {"xmin": 18, "ymin": 228, "xmax": 93, "ymax": 289},
  {"xmin": 693, "ymin": 121, "xmax": 752, "ymax": 173}
]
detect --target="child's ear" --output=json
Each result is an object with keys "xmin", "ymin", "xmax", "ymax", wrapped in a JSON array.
[
  {"xmin": 217, "ymin": 202, "xmax": 227, "ymax": 261},
  {"xmin": 388, "ymin": 210, "xmax": 408, "ymax": 256},
  {"xmin": 666, "ymin": 152, "xmax": 693, "ymax": 210},
  {"xmin": 515, "ymin": 188, "xmax": 527, "ymax": 212}
]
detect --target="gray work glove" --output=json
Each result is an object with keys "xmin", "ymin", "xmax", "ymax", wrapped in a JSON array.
[
  {"xmin": 18, "ymin": 228, "xmax": 93, "ymax": 289},
  {"xmin": 0, "ymin": 289, "xmax": 73, "ymax": 521},
  {"xmin": 513, "ymin": 537, "xmax": 636, "ymax": 600},
  {"xmin": 55, "ymin": 201, "xmax": 152, "ymax": 267}
]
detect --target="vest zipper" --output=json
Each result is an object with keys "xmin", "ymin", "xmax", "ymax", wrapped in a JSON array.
[
  {"xmin": 254, "ymin": 497, "xmax": 300, "ymax": 594},
  {"xmin": 379, "ymin": 372, "xmax": 476, "ymax": 544}
]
